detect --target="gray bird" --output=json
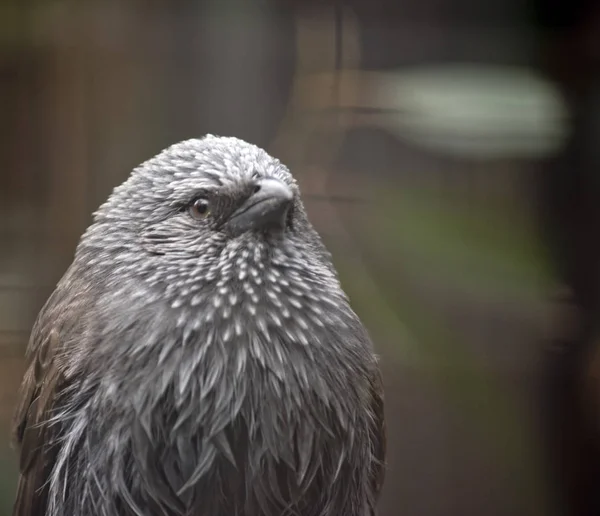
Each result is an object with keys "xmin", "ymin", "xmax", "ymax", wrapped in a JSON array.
[{"xmin": 12, "ymin": 136, "xmax": 386, "ymax": 516}]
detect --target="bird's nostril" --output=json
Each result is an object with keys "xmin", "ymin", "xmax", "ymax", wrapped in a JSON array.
[{"xmin": 253, "ymin": 184, "xmax": 261, "ymax": 194}]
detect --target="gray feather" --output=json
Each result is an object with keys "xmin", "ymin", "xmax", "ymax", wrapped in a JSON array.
[{"xmin": 12, "ymin": 135, "xmax": 386, "ymax": 516}]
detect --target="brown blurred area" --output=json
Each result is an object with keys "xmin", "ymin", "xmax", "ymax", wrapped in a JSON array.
[{"xmin": 1, "ymin": 0, "xmax": 600, "ymax": 515}]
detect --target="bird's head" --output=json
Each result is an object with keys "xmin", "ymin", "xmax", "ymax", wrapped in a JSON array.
[{"xmin": 77, "ymin": 136, "xmax": 341, "ymax": 312}]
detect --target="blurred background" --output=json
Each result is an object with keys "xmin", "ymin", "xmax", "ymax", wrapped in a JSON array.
[{"xmin": 1, "ymin": 0, "xmax": 600, "ymax": 515}]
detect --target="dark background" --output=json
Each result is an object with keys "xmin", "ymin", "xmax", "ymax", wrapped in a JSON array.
[{"xmin": 1, "ymin": 0, "xmax": 600, "ymax": 515}]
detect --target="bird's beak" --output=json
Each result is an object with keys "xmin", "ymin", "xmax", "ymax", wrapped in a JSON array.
[{"xmin": 225, "ymin": 178, "xmax": 294, "ymax": 236}]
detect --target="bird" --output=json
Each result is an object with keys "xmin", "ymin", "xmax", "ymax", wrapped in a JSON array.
[{"xmin": 11, "ymin": 135, "xmax": 386, "ymax": 516}]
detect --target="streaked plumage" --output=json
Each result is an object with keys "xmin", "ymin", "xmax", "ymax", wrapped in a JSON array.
[{"xmin": 12, "ymin": 135, "xmax": 386, "ymax": 516}]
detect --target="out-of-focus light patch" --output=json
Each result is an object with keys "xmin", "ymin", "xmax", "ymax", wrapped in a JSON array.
[
  {"xmin": 363, "ymin": 64, "xmax": 569, "ymax": 159},
  {"xmin": 270, "ymin": 5, "xmax": 361, "ymax": 167}
]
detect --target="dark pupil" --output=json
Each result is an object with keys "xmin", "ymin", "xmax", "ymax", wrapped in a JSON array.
[{"xmin": 194, "ymin": 200, "xmax": 208, "ymax": 214}]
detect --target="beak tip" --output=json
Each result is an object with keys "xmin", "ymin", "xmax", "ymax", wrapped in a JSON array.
[
  {"xmin": 226, "ymin": 178, "xmax": 294, "ymax": 236},
  {"xmin": 259, "ymin": 179, "xmax": 293, "ymax": 202}
]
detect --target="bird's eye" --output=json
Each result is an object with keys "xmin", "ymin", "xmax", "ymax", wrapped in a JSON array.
[{"xmin": 189, "ymin": 198, "xmax": 210, "ymax": 220}]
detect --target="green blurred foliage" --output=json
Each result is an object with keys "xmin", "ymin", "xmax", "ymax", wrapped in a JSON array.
[{"xmin": 334, "ymin": 184, "xmax": 555, "ymax": 515}]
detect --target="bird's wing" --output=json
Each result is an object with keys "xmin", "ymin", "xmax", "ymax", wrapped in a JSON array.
[
  {"xmin": 11, "ymin": 320, "xmax": 71, "ymax": 516},
  {"xmin": 368, "ymin": 366, "xmax": 386, "ymax": 513}
]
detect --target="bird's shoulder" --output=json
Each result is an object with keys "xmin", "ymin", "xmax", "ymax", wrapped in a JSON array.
[
  {"xmin": 12, "ymin": 325, "xmax": 68, "ymax": 516},
  {"xmin": 11, "ymin": 274, "xmax": 90, "ymax": 515},
  {"xmin": 367, "ymin": 363, "xmax": 386, "ymax": 508}
]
